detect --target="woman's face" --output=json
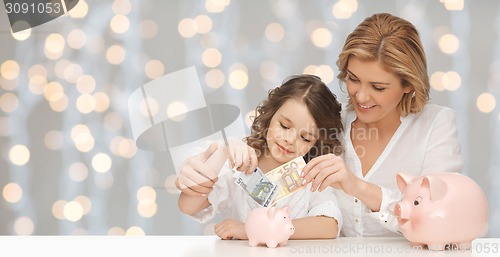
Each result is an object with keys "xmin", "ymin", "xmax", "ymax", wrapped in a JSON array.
[
  {"xmin": 346, "ymin": 57, "xmax": 412, "ymax": 126},
  {"xmin": 265, "ymin": 98, "xmax": 318, "ymax": 165}
]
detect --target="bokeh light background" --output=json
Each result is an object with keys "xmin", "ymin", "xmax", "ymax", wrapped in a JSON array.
[{"xmin": 0, "ymin": 0, "xmax": 499, "ymax": 236}]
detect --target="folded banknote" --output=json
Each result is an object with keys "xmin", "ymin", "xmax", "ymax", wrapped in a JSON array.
[{"xmin": 234, "ymin": 156, "xmax": 306, "ymax": 206}]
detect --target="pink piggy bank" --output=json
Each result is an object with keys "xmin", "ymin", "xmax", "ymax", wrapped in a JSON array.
[
  {"xmin": 245, "ymin": 206, "xmax": 295, "ymax": 248},
  {"xmin": 394, "ymin": 172, "xmax": 488, "ymax": 251}
]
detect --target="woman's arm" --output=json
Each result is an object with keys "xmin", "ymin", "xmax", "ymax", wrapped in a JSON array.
[
  {"xmin": 350, "ymin": 179, "xmax": 382, "ymax": 212},
  {"xmin": 301, "ymin": 154, "xmax": 383, "ymax": 212},
  {"xmin": 175, "ymin": 142, "xmax": 225, "ymax": 215},
  {"xmin": 290, "ymin": 216, "xmax": 338, "ymax": 239}
]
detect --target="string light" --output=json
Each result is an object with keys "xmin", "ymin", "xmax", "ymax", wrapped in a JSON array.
[
  {"xmin": 439, "ymin": 33, "xmax": 460, "ymax": 54},
  {"xmin": 68, "ymin": 162, "xmax": 89, "ymax": 182},
  {"xmin": 265, "ymin": 23, "xmax": 285, "ymax": 43},
  {"xmin": 3, "ymin": 183, "xmax": 23, "ymax": 203},
  {"xmin": 67, "ymin": 29, "xmax": 87, "ymax": 49},
  {"xmin": 11, "ymin": 21, "xmax": 31, "ymax": 41},
  {"xmin": 14, "ymin": 217, "xmax": 34, "ymax": 235},
  {"xmin": 205, "ymin": 69, "xmax": 225, "ymax": 89},
  {"xmin": 0, "ymin": 92, "xmax": 19, "ymax": 113},
  {"xmin": 44, "ymin": 33, "xmax": 65, "ymax": 60},
  {"xmin": 92, "ymin": 153, "xmax": 112, "ymax": 173},
  {"xmin": 441, "ymin": 0, "xmax": 464, "ymax": 11},
  {"xmin": 1, "ymin": 60, "xmax": 20, "ymax": 80},
  {"xmin": 9, "ymin": 145, "xmax": 30, "ymax": 166},
  {"xmin": 69, "ymin": 0, "xmax": 88, "ymax": 18},
  {"xmin": 310, "ymin": 27, "xmax": 332, "ymax": 48},
  {"xmin": 477, "ymin": 93, "xmax": 496, "ymax": 113},
  {"xmin": 202, "ymin": 48, "xmax": 222, "ymax": 68},
  {"xmin": 303, "ymin": 65, "xmax": 334, "ymax": 84},
  {"xmin": 110, "ymin": 14, "xmax": 130, "ymax": 34},
  {"xmin": 332, "ymin": 0, "xmax": 358, "ymax": 19},
  {"xmin": 144, "ymin": 60, "xmax": 165, "ymax": 79}
]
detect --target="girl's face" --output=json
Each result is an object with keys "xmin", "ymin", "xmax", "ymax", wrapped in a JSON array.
[
  {"xmin": 265, "ymin": 98, "xmax": 318, "ymax": 165},
  {"xmin": 346, "ymin": 57, "xmax": 412, "ymax": 126}
]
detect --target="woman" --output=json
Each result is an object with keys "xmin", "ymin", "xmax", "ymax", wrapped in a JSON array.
[{"xmin": 301, "ymin": 13, "xmax": 463, "ymax": 237}]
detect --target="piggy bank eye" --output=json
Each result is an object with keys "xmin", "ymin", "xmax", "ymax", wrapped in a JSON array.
[{"xmin": 413, "ymin": 196, "xmax": 422, "ymax": 206}]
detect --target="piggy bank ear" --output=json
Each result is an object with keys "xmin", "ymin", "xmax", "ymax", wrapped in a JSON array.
[
  {"xmin": 422, "ymin": 176, "xmax": 447, "ymax": 202},
  {"xmin": 267, "ymin": 207, "xmax": 278, "ymax": 219},
  {"xmin": 396, "ymin": 173, "xmax": 415, "ymax": 193},
  {"xmin": 282, "ymin": 205, "xmax": 292, "ymax": 215}
]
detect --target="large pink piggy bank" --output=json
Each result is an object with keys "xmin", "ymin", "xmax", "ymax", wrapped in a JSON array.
[
  {"xmin": 394, "ymin": 172, "xmax": 488, "ymax": 251},
  {"xmin": 245, "ymin": 206, "xmax": 295, "ymax": 248}
]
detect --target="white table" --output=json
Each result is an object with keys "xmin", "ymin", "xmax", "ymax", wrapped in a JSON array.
[{"xmin": 0, "ymin": 236, "xmax": 497, "ymax": 257}]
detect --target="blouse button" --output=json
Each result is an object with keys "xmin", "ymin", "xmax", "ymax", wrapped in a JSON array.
[{"xmin": 354, "ymin": 198, "xmax": 358, "ymax": 203}]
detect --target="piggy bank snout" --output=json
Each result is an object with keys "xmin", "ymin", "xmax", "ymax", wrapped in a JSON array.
[
  {"xmin": 287, "ymin": 223, "xmax": 295, "ymax": 235},
  {"xmin": 394, "ymin": 202, "xmax": 411, "ymax": 228},
  {"xmin": 394, "ymin": 202, "xmax": 401, "ymax": 217},
  {"xmin": 394, "ymin": 202, "xmax": 410, "ymax": 218}
]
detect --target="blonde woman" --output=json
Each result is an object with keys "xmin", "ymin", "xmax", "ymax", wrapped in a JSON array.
[{"xmin": 301, "ymin": 13, "xmax": 463, "ymax": 237}]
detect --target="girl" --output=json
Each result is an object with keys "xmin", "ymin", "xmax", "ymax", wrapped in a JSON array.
[
  {"xmin": 176, "ymin": 74, "xmax": 344, "ymax": 240},
  {"xmin": 300, "ymin": 13, "xmax": 464, "ymax": 237}
]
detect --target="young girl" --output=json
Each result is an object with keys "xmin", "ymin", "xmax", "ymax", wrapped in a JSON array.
[{"xmin": 175, "ymin": 74, "xmax": 344, "ymax": 240}]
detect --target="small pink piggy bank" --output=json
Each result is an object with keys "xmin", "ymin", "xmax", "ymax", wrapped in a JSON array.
[
  {"xmin": 245, "ymin": 206, "xmax": 295, "ymax": 248},
  {"xmin": 394, "ymin": 172, "xmax": 488, "ymax": 251}
]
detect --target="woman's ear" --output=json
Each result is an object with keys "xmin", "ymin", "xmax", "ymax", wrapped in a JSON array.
[
  {"xmin": 400, "ymin": 79, "xmax": 413, "ymax": 93},
  {"xmin": 403, "ymin": 85, "xmax": 413, "ymax": 94}
]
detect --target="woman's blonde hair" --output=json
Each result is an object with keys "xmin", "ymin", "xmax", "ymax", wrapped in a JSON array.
[{"xmin": 337, "ymin": 13, "xmax": 430, "ymax": 116}]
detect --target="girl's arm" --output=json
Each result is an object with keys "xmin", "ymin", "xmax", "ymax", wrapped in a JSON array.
[
  {"xmin": 290, "ymin": 216, "xmax": 339, "ymax": 239},
  {"xmin": 213, "ymin": 216, "xmax": 339, "ymax": 240},
  {"xmin": 177, "ymin": 138, "xmax": 258, "ymax": 216},
  {"xmin": 177, "ymin": 193, "xmax": 211, "ymax": 216}
]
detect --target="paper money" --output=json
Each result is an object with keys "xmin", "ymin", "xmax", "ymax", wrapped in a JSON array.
[
  {"xmin": 264, "ymin": 156, "xmax": 306, "ymax": 204},
  {"xmin": 234, "ymin": 167, "xmax": 277, "ymax": 207},
  {"xmin": 234, "ymin": 156, "xmax": 306, "ymax": 206}
]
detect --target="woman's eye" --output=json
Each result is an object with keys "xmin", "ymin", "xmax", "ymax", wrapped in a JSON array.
[
  {"xmin": 301, "ymin": 137, "xmax": 311, "ymax": 143},
  {"xmin": 347, "ymin": 76, "xmax": 359, "ymax": 83},
  {"xmin": 280, "ymin": 122, "xmax": 289, "ymax": 129},
  {"xmin": 374, "ymin": 86, "xmax": 385, "ymax": 91}
]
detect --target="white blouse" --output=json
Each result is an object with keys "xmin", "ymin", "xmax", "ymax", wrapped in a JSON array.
[
  {"xmin": 189, "ymin": 162, "xmax": 344, "ymax": 237},
  {"xmin": 337, "ymin": 103, "xmax": 464, "ymax": 237}
]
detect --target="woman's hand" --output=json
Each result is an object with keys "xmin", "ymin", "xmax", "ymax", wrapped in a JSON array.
[
  {"xmin": 226, "ymin": 139, "xmax": 258, "ymax": 175},
  {"xmin": 301, "ymin": 154, "xmax": 361, "ymax": 195},
  {"xmin": 175, "ymin": 142, "xmax": 221, "ymax": 197},
  {"xmin": 214, "ymin": 219, "xmax": 248, "ymax": 240}
]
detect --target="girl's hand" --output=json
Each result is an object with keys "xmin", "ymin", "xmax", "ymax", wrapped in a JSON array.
[
  {"xmin": 301, "ymin": 154, "xmax": 361, "ymax": 195},
  {"xmin": 214, "ymin": 219, "xmax": 248, "ymax": 240},
  {"xmin": 226, "ymin": 139, "xmax": 258, "ymax": 175},
  {"xmin": 175, "ymin": 143, "xmax": 221, "ymax": 197}
]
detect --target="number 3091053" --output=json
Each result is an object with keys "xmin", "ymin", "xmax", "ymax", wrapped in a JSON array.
[{"xmin": 5, "ymin": 2, "xmax": 63, "ymax": 14}]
